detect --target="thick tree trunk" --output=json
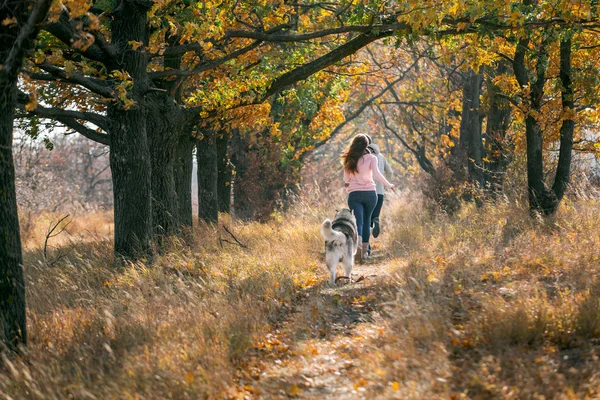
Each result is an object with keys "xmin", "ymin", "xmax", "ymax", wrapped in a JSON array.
[
  {"xmin": 484, "ymin": 62, "xmax": 512, "ymax": 194},
  {"xmin": 109, "ymin": 0, "xmax": 153, "ymax": 258},
  {"xmin": 175, "ymin": 134, "xmax": 195, "ymax": 228},
  {"xmin": 0, "ymin": 82, "xmax": 27, "ymax": 350},
  {"xmin": 197, "ymin": 134, "xmax": 218, "ymax": 223},
  {"xmin": 457, "ymin": 68, "xmax": 484, "ymax": 187},
  {"xmin": 216, "ymin": 130, "xmax": 232, "ymax": 213},
  {"xmin": 0, "ymin": 0, "xmax": 53, "ymax": 349},
  {"xmin": 109, "ymin": 106, "xmax": 153, "ymax": 257},
  {"xmin": 147, "ymin": 94, "xmax": 180, "ymax": 236}
]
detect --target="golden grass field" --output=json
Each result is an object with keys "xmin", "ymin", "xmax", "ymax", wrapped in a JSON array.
[{"xmin": 3, "ymin": 194, "xmax": 600, "ymax": 399}]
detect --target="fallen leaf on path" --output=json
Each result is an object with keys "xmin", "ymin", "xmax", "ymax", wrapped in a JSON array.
[{"xmin": 288, "ymin": 384, "xmax": 303, "ymax": 395}]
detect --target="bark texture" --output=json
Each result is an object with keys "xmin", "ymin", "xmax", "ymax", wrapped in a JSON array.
[
  {"xmin": 483, "ymin": 62, "xmax": 512, "ymax": 194},
  {"xmin": 175, "ymin": 134, "xmax": 195, "ymax": 228},
  {"xmin": 457, "ymin": 68, "xmax": 484, "ymax": 187},
  {"xmin": 552, "ymin": 36, "xmax": 574, "ymax": 201},
  {"xmin": 0, "ymin": 0, "xmax": 53, "ymax": 349},
  {"xmin": 147, "ymin": 93, "xmax": 180, "ymax": 236},
  {"xmin": 197, "ymin": 134, "xmax": 218, "ymax": 223},
  {"xmin": 216, "ymin": 130, "xmax": 232, "ymax": 213},
  {"xmin": 108, "ymin": 0, "xmax": 153, "ymax": 258},
  {"xmin": 0, "ymin": 80, "xmax": 27, "ymax": 349},
  {"xmin": 513, "ymin": 33, "xmax": 574, "ymax": 215}
]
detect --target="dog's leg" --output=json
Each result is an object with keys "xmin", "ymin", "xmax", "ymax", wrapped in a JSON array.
[
  {"xmin": 329, "ymin": 264, "xmax": 336, "ymax": 286},
  {"xmin": 342, "ymin": 257, "xmax": 353, "ymax": 283},
  {"xmin": 325, "ymin": 253, "xmax": 338, "ymax": 286}
]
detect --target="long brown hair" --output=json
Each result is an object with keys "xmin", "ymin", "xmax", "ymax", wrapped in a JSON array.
[{"xmin": 343, "ymin": 134, "xmax": 370, "ymax": 173}]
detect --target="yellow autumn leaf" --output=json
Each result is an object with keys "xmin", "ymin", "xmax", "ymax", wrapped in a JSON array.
[
  {"xmin": 354, "ymin": 379, "xmax": 367, "ymax": 389},
  {"xmin": 184, "ymin": 372, "xmax": 194, "ymax": 385},
  {"xmin": 2, "ymin": 17, "xmax": 17, "ymax": 27},
  {"xmin": 129, "ymin": 41, "xmax": 143, "ymax": 51},
  {"xmin": 288, "ymin": 384, "xmax": 302, "ymax": 395},
  {"xmin": 25, "ymin": 97, "xmax": 38, "ymax": 112},
  {"xmin": 392, "ymin": 381, "xmax": 400, "ymax": 391}
]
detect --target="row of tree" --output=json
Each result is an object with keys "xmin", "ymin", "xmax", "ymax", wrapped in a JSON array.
[{"xmin": 2, "ymin": 0, "xmax": 600, "ymax": 351}]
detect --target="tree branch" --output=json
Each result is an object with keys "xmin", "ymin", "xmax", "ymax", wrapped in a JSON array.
[
  {"xmin": 262, "ymin": 30, "xmax": 393, "ymax": 99},
  {"xmin": 16, "ymin": 94, "xmax": 111, "ymax": 133},
  {"xmin": 225, "ymin": 23, "xmax": 410, "ymax": 42},
  {"xmin": 28, "ymin": 63, "xmax": 116, "ymax": 98},
  {"xmin": 44, "ymin": 11, "xmax": 117, "ymax": 66},
  {"xmin": 150, "ymin": 39, "xmax": 262, "ymax": 79},
  {"xmin": 56, "ymin": 116, "xmax": 110, "ymax": 145},
  {"xmin": 149, "ymin": 24, "xmax": 291, "ymax": 79},
  {"xmin": 1, "ymin": 0, "xmax": 53, "ymax": 82},
  {"xmin": 375, "ymin": 103, "xmax": 434, "ymax": 175}
]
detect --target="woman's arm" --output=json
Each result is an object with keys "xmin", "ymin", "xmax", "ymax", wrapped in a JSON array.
[
  {"xmin": 371, "ymin": 156, "xmax": 394, "ymax": 189},
  {"xmin": 384, "ymin": 156, "xmax": 393, "ymax": 177}
]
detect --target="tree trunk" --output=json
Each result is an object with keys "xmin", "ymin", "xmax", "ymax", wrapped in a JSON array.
[
  {"xmin": 175, "ymin": 133, "xmax": 195, "ymax": 228},
  {"xmin": 457, "ymin": 68, "xmax": 484, "ymax": 187},
  {"xmin": 230, "ymin": 129, "xmax": 253, "ymax": 219},
  {"xmin": 551, "ymin": 35, "xmax": 574, "ymax": 202},
  {"xmin": 147, "ymin": 93, "xmax": 180, "ymax": 236},
  {"xmin": 109, "ymin": 0, "xmax": 153, "ymax": 258},
  {"xmin": 216, "ymin": 130, "xmax": 232, "ymax": 213},
  {"xmin": 483, "ymin": 62, "xmax": 512, "ymax": 194},
  {"xmin": 0, "ymin": 0, "xmax": 53, "ymax": 349},
  {"xmin": 514, "ymin": 35, "xmax": 560, "ymax": 214},
  {"xmin": 0, "ymin": 81, "xmax": 27, "ymax": 350},
  {"xmin": 197, "ymin": 134, "xmax": 218, "ymax": 223}
]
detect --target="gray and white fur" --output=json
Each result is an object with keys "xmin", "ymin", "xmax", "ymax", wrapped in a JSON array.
[{"xmin": 320, "ymin": 209, "xmax": 359, "ymax": 285}]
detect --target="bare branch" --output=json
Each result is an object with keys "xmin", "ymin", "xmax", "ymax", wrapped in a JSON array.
[
  {"xmin": 374, "ymin": 103, "xmax": 434, "ymax": 175},
  {"xmin": 43, "ymin": 215, "xmax": 74, "ymax": 267},
  {"xmin": 56, "ymin": 117, "xmax": 110, "ymax": 145},
  {"xmin": 44, "ymin": 215, "xmax": 71, "ymax": 260},
  {"xmin": 220, "ymin": 225, "xmax": 248, "ymax": 249}
]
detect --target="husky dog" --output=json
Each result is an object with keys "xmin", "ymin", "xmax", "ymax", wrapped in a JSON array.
[{"xmin": 320, "ymin": 209, "xmax": 359, "ymax": 285}]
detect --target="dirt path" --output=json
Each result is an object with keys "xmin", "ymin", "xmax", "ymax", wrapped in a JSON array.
[{"xmin": 235, "ymin": 255, "xmax": 399, "ymax": 399}]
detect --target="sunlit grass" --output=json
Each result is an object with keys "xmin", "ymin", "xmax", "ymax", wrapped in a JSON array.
[
  {"xmin": 361, "ymin": 195, "xmax": 600, "ymax": 398},
  {"xmin": 2, "ymin": 214, "xmax": 322, "ymax": 399},
  {"xmin": 5, "ymin": 193, "xmax": 600, "ymax": 398}
]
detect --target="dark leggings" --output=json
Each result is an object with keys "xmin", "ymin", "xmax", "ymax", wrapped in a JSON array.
[
  {"xmin": 371, "ymin": 194, "xmax": 385, "ymax": 223},
  {"xmin": 348, "ymin": 190, "xmax": 377, "ymax": 243}
]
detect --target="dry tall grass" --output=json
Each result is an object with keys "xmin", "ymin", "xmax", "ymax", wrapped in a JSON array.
[
  {"xmin": 4, "ymin": 192, "xmax": 600, "ymax": 399},
  {"xmin": 359, "ymin": 194, "xmax": 600, "ymax": 399},
  {"xmin": 1, "ymin": 213, "xmax": 323, "ymax": 399}
]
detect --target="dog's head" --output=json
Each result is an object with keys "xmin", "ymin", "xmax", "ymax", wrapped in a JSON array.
[{"xmin": 333, "ymin": 208, "xmax": 356, "ymax": 223}]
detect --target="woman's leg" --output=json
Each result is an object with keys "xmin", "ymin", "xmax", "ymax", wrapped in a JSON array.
[
  {"xmin": 361, "ymin": 191, "xmax": 378, "ymax": 245},
  {"xmin": 347, "ymin": 192, "xmax": 365, "ymax": 242},
  {"xmin": 371, "ymin": 194, "xmax": 384, "ymax": 238},
  {"xmin": 371, "ymin": 194, "xmax": 384, "ymax": 223}
]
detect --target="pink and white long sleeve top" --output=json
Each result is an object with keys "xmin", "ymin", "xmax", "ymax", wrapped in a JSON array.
[{"xmin": 344, "ymin": 153, "xmax": 394, "ymax": 193}]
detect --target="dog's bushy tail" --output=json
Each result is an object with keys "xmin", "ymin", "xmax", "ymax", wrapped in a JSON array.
[{"xmin": 321, "ymin": 219, "xmax": 345, "ymax": 243}]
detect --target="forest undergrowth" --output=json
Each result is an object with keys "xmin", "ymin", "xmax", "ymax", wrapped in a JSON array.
[{"xmin": 3, "ymin": 193, "xmax": 600, "ymax": 399}]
